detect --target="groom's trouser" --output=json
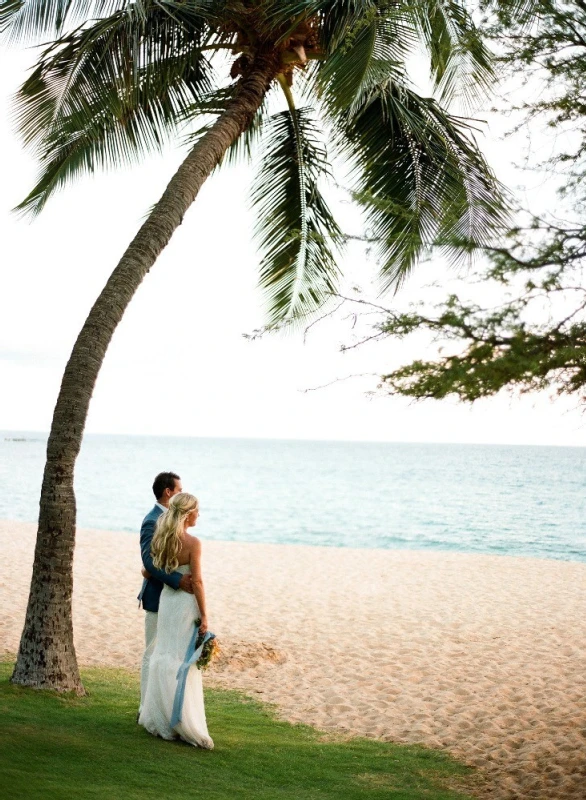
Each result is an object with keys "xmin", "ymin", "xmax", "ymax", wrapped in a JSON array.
[{"xmin": 140, "ymin": 611, "xmax": 158, "ymax": 711}]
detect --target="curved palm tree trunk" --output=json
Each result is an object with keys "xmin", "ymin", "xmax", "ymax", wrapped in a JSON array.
[{"xmin": 11, "ymin": 54, "xmax": 278, "ymax": 693}]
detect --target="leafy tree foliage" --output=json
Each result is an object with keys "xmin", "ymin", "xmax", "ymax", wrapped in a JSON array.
[{"xmin": 370, "ymin": 1, "xmax": 586, "ymax": 403}]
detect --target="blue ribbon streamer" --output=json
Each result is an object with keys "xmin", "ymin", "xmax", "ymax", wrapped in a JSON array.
[{"xmin": 170, "ymin": 624, "xmax": 215, "ymax": 729}]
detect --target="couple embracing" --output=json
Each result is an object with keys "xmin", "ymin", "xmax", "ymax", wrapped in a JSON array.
[{"xmin": 137, "ymin": 471, "xmax": 214, "ymax": 749}]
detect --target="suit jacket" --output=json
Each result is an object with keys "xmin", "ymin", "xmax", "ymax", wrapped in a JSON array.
[{"xmin": 137, "ymin": 504, "xmax": 182, "ymax": 612}]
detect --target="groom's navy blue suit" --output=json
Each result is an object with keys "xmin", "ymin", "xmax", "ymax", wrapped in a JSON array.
[{"xmin": 138, "ymin": 505, "xmax": 182, "ymax": 612}]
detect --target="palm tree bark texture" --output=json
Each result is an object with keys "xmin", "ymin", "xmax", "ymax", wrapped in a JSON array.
[{"xmin": 11, "ymin": 53, "xmax": 279, "ymax": 693}]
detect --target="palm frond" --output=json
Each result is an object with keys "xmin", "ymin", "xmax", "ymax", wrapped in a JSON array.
[
  {"xmin": 14, "ymin": 3, "xmax": 214, "ymax": 216},
  {"xmin": 315, "ymin": 10, "xmax": 416, "ymax": 114},
  {"xmin": 479, "ymin": 0, "xmax": 543, "ymax": 17},
  {"xmin": 342, "ymin": 80, "xmax": 508, "ymax": 289},
  {"xmin": 312, "ymin": 1, "xmax": 378, "ymax": 52},
  {"xmin": 0, "ymin": 0, "xmax": 221, "ymax": 43},
  {"xmin": 251, "ymin": 107, "xmax": 344, "ymax": 323},
  {"xmin": 1, "ymin": 0, "xmax": 127, "ymax": 42},
  {"xmin": 265, "ymin": 0, "xmax": 376, "ymax": 49},
  {"xmin": 409, "ymin": 0, "xmax": 494, "ymax": 107}
]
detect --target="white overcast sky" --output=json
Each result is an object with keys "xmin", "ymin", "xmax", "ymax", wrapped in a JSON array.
[{"xmin": 1, "ymin": 45, "xmax": 585, "ymax": 447}]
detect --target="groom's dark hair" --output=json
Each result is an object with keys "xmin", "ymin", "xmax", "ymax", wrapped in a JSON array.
[{"xmin": 153, "ymin": 471, "xmax": 180, "ymax": 501}]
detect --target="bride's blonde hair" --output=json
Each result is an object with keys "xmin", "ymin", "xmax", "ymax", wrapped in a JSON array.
[{"xmin": 151, "ymin": 492, "xmax": 199, "ymax": 573}]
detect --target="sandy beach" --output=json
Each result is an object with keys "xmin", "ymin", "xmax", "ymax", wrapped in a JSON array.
[{"xmin": 1, "ymin": 520, "xmax": 584, "ymax": 799}]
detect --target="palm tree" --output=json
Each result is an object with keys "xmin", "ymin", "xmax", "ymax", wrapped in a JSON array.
[{"xmin": 3, "ymin": 0, "xmax": 507, "ymax": 693}]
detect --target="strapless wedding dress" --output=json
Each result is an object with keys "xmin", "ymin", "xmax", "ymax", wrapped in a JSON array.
[{"xmin": 139, "ymin": 565, "xmax": 213, "ymax": 749}]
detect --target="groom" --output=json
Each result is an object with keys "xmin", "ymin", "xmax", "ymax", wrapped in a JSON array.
[{"xmin": 138, "ymin": 471, "xmax": 193, "ymax": 711}]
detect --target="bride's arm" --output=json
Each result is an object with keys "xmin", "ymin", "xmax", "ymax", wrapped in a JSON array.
[{"xmin": 190, "ymin": 537, "xmax": 208, "ymax": 634}]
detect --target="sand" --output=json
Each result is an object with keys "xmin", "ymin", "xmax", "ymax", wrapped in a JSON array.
[{"xmin": 1, "ymin": 520, "xmax": 584, "ymax": 798}]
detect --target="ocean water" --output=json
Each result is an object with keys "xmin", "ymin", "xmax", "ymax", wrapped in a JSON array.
[{"xmin": 1, "ymin": 432, "xmax": 585, "ymax": 563}]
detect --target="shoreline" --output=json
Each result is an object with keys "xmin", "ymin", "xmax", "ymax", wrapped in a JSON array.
[
  {"xmin": 1, "ymin": 517, "xmax": 583, "ymax": 566},
  {"xmin": 1, "ymin": 520, "xmax": 585, "ymax": 799}
]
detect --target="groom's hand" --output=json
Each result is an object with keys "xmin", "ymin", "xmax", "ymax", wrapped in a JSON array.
[{"xmin": 179, "ymin": 574, "xmax": 194, "ymax": 593}]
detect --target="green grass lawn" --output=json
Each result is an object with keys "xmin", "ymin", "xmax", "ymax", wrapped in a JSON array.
[{"xmin": 0, "ymin": 661, "xmax": 477, "ymax": 800}]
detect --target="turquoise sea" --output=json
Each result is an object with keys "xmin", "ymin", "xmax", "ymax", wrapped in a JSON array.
[{"xmin": 1, "ymin": 432, "xmax": 584, "ymax": 563}]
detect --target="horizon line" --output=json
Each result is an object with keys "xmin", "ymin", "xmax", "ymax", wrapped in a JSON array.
[{"xmin": 1, "ymin": 428, "xmax": 584, "ymax": 449}]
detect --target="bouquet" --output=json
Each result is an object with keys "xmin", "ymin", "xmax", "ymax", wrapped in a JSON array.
[{"xmin": 195, "ymin": 620, "xmax": 220, "ymax": 670}]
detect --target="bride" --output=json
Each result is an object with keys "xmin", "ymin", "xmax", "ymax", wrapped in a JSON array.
[{"xmin": 138, "ymin": 492, "xmax": 214, "ymax": 749}]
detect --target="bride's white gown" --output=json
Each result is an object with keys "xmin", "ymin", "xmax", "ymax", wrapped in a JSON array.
[{"xmin": 139, "ymin": 565, "xmax": 214, "ymax": 749}]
